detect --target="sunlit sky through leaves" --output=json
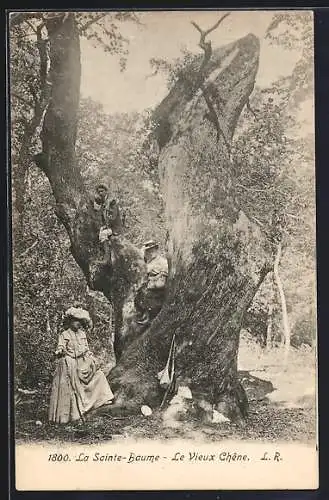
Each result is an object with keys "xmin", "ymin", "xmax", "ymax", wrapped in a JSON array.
[{"xmin": 80, "ymin": 11, "xmax": 308, "ymax": 115}]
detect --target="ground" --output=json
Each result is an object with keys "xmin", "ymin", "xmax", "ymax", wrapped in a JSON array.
[{"xmin": 15, "ymin": 332, "xmax": 317, "ymax": 445}]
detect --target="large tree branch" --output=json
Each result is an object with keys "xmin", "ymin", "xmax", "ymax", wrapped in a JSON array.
[
  {"xmin": 17, "ymin": 239, "xmax": 38, "ymax": 258},
  {"xmin": 78, "ymin": 13, "xmax": 107, "ymax": 33},
  {"xmin": 191, "ymin": 13, "xmax": 230, "ymax": 73},
  {"xmin": 188, "ymin": 14, "xmax": 232, "ymax": 147},
  {"xmin": 191, "ymin": 12, "xmax": 230, "ymax": 41},
  {"xmin": 11, "ymin": 92, "xmax": 33, "ymax": 108},
  {"xmin": 152, "ymin": 27, "xmax": 258, "ymax": 150},
  {"xmin": 33, "ymin": 14, "xmax": 84, "ymax": 226},
  {"xmin": 9, "ymin": 12, "xmax": 43, "ymax": 28},
  {"xmin": 246, "ymin": 97, "xmax": 258, "ymax": 119},
  {"xmin": 25, "ymin": 20, "xmax": 38, "ymax": 34},
  {"xmin": 13, "ymin": 21, "xmax": 52, "ymax": 216},
  {"xmin": 36, "ymin": 23, "xmax": 47, "ymax": 91}
]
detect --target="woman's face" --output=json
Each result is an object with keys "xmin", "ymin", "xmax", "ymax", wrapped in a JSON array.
[
  {"xmin": 96, "ymin": 187, "xmax": 108, "ymax": 202},
  {"xmin": 70, "ymin": 319, "xmax": 82, "ymax": 331},
  {"xmin": 144, "ymin": 248, "xmax": 158, "ymax": 262}
]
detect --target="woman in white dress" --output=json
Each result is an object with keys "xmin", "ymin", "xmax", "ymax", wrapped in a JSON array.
[{"xmin": 49, "ymin": 307, "xmax": 114, "ymax": 424}]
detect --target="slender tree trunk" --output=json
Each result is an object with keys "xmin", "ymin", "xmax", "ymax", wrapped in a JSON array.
[
  {"xmin": 265, "ymin": 273, "xmax": 274, "ymax": 350},
  {"xmin": 14, "ymin": 126, "xmax": 34, "ymax": 216},
  {"xmin": 12, "ymin": 121, "xmax": 40, "ymax": 251},
  {"xmin": 266, "ymin": 304, "xmax": 273, "ymax": 350},
  {"xmin": 273, "ymin": 242, "xmax": 291, "ymax": 362}
]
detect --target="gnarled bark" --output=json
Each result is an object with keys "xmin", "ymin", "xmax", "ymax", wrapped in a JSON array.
[
  {"xmin": 110, "ymin": 33, "xmax": 270, "ymax": 420},
  {"xmin": 35, "ymin": 14, "xmax": 270, "ymax": 421}
]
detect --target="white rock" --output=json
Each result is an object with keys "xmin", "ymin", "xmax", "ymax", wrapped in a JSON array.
[
  {"xmin": 212, "ymin": 410, "xmax": 230, "ymax": 424},
  {"xmin": 141, "ymin": 405, "xmax": 153, "ymax": 417},
  {"xmin": 176, "ymin": 386, "xmax": 193, "ymax": 400},
  {"xmin": 35, "ymin": 420, "xmax": 43, "ymax": 426}
]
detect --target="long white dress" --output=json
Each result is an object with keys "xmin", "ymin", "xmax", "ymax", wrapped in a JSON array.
[{"xmin": 49, "ymin": 328, "xmax": 114, "ymax": 424}]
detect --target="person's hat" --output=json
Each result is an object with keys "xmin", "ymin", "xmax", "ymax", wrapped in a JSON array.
[
  {"xmin": 143, "ymin": 240, "xmax": 159, "ymax": 251},
  {"xmin": 96, "ymin": 183, "xmax": 108, "ymax": 191},
  {"xmin": 64, "ymin": 307, "xmax": 92, "ymax": 328}
]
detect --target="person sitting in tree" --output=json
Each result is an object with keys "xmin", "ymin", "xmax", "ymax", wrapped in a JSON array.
[
  {"xmin": 93, "ymin": 183, "xmax": 123, "ymax": 262},
  {"xmin": 134, "ymin": 240, "xmax": 169, "ymax": 326}
]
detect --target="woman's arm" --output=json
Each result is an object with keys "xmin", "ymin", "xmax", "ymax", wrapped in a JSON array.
[
  {"xmin": 54, "ymin": 332, "xmax": 67, "ymax": 357},
  {"xmin": 81, "ymin": 334, "xmax": 100, "ymax": 367}
]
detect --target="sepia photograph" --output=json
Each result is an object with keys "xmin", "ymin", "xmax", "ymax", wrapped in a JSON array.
[{"xmin": 9, "ymin": 9, "xmax": 317, "ymax": 491}]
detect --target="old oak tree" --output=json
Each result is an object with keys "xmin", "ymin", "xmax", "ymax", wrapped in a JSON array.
[{"xmin": 13, "ymin": 12, "xmax": 273, "ymax": 422}]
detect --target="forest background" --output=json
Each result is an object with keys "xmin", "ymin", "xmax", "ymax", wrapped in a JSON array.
[{"xmin": 10, "ymin": 11, "xmax": 316, "ymax": 440}]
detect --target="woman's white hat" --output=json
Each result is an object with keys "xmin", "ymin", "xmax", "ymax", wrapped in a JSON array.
[
  {"xmin": 64, "ymin": 307, "xmax": 92, "ymax": 327},
  {"xmin": 143, "ymin": 240, "xmax": 159, "ymax": 251}
]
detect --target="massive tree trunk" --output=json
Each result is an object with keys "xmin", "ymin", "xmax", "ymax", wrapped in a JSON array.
[
  {"xmin": 110, "ymin": 32, "xmax": 270, "ymax": 420},
  {"xmin": 35, "ymin": 13, "xmax": 270, "ymax": 421}
]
